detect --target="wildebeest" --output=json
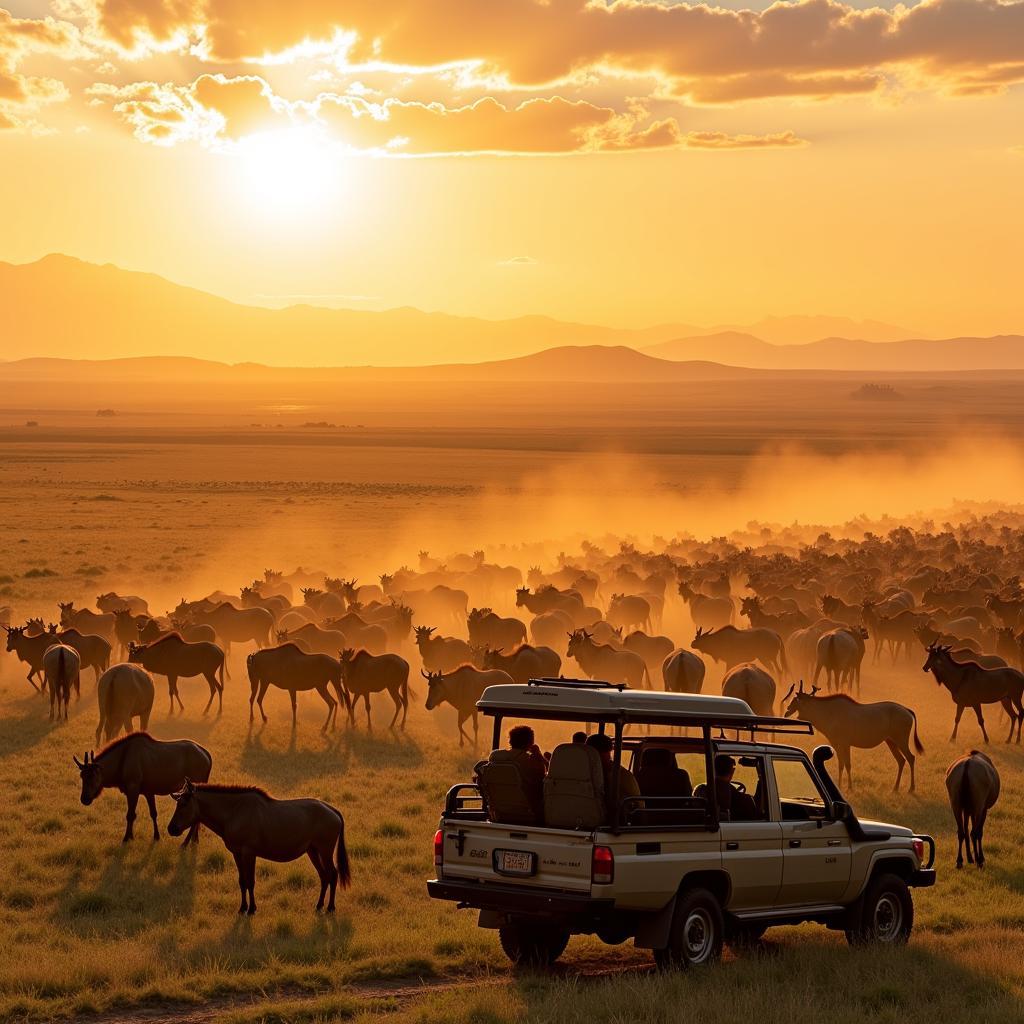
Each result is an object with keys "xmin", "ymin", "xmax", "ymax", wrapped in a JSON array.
[
  {"xmin": 607, "ymin": 593, "xmax": 652, "ymax": 632},
  {"xmin": 722, "ymin": 663, "xmax": 776, "ymax": 717},
  {"xmin": 4, "ymin": 624, "xmax": 53, "ymax": 690},
  {"xmin": 58, "ymin": 602, "xmax": 116, "ymax": 644},
  {"xmin": 946, "ymin": 750, "xmax": 1000, "ymax": 868},
  {"xmin": 515, "ymin": 586, "xmax": 584, "ymax": 620},
  {"xmin": 338, "ymin": 648, "xmax": 410, "ymax": 730},
  {"xmin": 529, "ymin": 609, "xmax": 576, "ymax": 651},
  {"xmin": 301, "ymin": 587, "xmax": 347, "ymax": 620},
  {"xmin": 819, "ymin": 594, "xmax": 863, "ymax": 628},
  {"xmin": 128, "ymin": 634, "xmax": 226, "ymax": 714},
  {"xmin": 43, "ymin": 643, "xmax": 80, "ymax": 720},
  {"xmin": 95, "ymin": 664, "xmax": 155, "ymax": 743},
  {"xmin": 323, "ymin": 613, "xmax": 387, "ymax": 655},
  {"xmin": 677, "ymin": 582, "xmax": 733, "ymax": 631},
  {"xmin": 415, "ymin": 625, "xmax": 474, "ymax": 674},
  {"xmin": 813, "ymin": 627, "xmax": 868, "ymax": 694},
  {"xmin": 282, "ymin": 621, "xmax": 349, "ymax": 657},
  {"xmin": 468, "ymin": 607, "xmax": 527, "ymax": 651},
  {"xmin": 55, "ymin": 627, "xmax": 112, "ymax": 682},
  {"xmin": 923, "ymin": 643, "xmax": 1024, "ymax": 743},
  {"xmin": 661, "ymin": 648, "xmax": 705, "ymax": 694},
  {"xmin": 167, "ymin": 781, "xmax": 350, "ymax": 914},
  {"xmin": 189, "ymin": 602, "xmax": 274, "ymax": 657},
  {"xmin": 96, "ymin": 592, "xmax": 149, "ymax": 616},
  {"xmin": 623, "ymin": 630, "xmax": 675, "ymax": 679},
  {"xmin": 423, "ymin": 665, "xmax": 513, "ymax": 746},
  {"xmin": 75, "ymin": 732, "xmax": 212, "ymax": 843},
  {"xmin": 567, "ymin": 629, "xmax": 649, "ymax": 689},
  {"xmin": 480, "ymin": 643, "xmax": 561, "ymax": 685},
  {"xmin": 784, "ymin": 683, "xmax": 924, "ymax": 791},
  {"xmin": 246, "ymin": 644, "xmax": 346, "ymax": 731},
  {"xmin": 691, "ymin": 625, "xmax": 787, "ymax": 676}
]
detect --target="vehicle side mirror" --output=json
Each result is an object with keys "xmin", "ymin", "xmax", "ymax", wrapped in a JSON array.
[{"xmin": 831, "ymin": 800, "xmax": 851, "ymax": 822}]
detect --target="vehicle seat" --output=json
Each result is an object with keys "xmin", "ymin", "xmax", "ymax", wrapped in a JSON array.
[
  {"xmin": 636, "ymin": 747, "xmax": 693, "ymax": 800},
  {"xmin": 543, "ymin": 743, "xmax": 606, "ymax": 830},
  {"xmin": 478, "ymin": 751, "xmax": 541, "ymax": 826}
]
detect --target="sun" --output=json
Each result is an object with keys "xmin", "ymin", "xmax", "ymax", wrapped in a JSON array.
[{"xmin": 227, "ymin": 128, "xmax": 342, "ymax": 220}]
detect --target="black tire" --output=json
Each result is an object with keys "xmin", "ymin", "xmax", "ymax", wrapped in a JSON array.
[
  {"xmin": 845, "ymin": 872, "xmax": 914, "ymax": 946},
  {"xmin": 654, "ymin": 887, "xmax": 725, "ymax": 970},
  {"xmin": 498, "ymin": 923, "xmax": 570, "ymax": 967}
]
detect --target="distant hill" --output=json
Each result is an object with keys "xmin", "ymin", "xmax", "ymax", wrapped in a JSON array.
[
  {"xmin": 645, "ymin": 333, "xmax": 1024, "ymax": 371},
  {"xmin": 0, "ymin": 254, "xmax": 921, "ymax": 366}
]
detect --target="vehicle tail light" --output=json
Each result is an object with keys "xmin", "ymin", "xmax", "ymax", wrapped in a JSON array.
[
  {"xmin": 912, "ymin": 837, "xmax": 925, "ymax": 863},
  {"xmin": 592, "ymin": 845, "xmax": 614, "ymax": 885},
  {"xmin": 434, "ymin": 830, "xmax": 444, "ymax": 870}
]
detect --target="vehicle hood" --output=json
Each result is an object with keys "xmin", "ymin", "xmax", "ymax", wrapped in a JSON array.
[{"xmin": 857, "ymin": 818, "xmax": 913, "ymax": 838}]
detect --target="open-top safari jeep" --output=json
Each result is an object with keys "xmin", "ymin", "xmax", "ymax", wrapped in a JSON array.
[{"xmin": 427, "ymin": 679, "xmax": 935, "ymax": 968}]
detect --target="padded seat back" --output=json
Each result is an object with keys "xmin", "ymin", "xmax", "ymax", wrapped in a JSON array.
[
  {"xmin": 478, "ymin": 750, "xmax": 539, "ymax": 825},
  {"xmin": 543, "ymin": 743, "xmax": 605, "ymax": 830}
]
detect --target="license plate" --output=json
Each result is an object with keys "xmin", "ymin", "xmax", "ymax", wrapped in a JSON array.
[{"xmin": 494, "ymin": 849, "xmax": 535, "ymax": 877}]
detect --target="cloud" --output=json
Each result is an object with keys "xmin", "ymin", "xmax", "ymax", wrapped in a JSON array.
[
  {"xmin": 498, "ymin": 256, "xmax": 538, "ymax": 266},
  {"xmin": 57, "ymin": 0, "xmax": 1024, "ymax": 101},
  {"xmin": 683, "ymin": 129, "xmax": 808, "ymax": 149},
  {"xmin": 0, "ymin": 10, "xmax": 83, "ymax": 125}
]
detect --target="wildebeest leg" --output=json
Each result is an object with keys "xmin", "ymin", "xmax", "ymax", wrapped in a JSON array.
[
  {"xmin": 123, "ymin": 788, "xmax": 140, "ymax": 842},
  {"xmin": 363, "ymin": 693, "xmax": 372, "ymax": 731},
  {"xmin": 182, "ymin": 823, "xmax": 201, "ymax": 847},
  {"xmin": 950, "ymin": 705, "xmax": 965, "ymax": 741},
  {"xmin": 885, "ymin": 739, "xmax": 906, "ymax": 792},
  {"xmin": 289, "ymin": 689, "xmax": 298, "ymax": 728},
  {"xmin": 838, "ymin": 746, "xmax": 851, "ymax": 789},
  {"xmin": 48, "ymin": 682, "xmax": 55, "ymax": 721},
  {"xmin": 1000, "ymin": 698, "xmax": 1017, "ymax": 742},
  {"xmin": 317, "ymin": 686, "xmax": 336, "ymax": 732},
  {"xmin": 232, "ymin": 851, "xmax": 248, "ymax": 913},
  {"xmin": 202, "ymin": 671, "xmax": 218, "ymax": 715},
  {"xmin": 145, "ymin": 793, "xmax": 160, "ymax": 841},
  {"xmin": 955, "ymin": 811, "xmax": 966, "ymax": 868},
  {"xmin": 26, "ymin": 666, "xmax": 40, "ymax": 693},
  {"xmin": 257, "ymin": 681, "xmax": 271, "ymax": 723},
  {"xmin": 964, "ymin": 812, "xmax": 975, "ymax": 865},
  {"xmin": 309, "ymin": 848, "xmax": 328, "ymax": 910},
  {"xmin": 387, "ymin": 686, "xmax": 402, "ymax": 730},
  {"xmin": 456, "ymin": 713, "xmax": 469, "ymax": 747},
  {"xmin": 244, "ymin": 851, "xmax": 257, "ymax": 914}
]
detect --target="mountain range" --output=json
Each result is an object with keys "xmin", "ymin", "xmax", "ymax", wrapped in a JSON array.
[{"xmin": 1, "ymin": 254, "xmax": 926, "ymax": 367}]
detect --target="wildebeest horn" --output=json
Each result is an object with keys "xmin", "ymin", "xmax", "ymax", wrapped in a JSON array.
[
  {"xmin": 810, "ymin": 685, "xmax": 821, "ymax": 695},
  {"xmin": 421, "ymin": 669, "xmax": 431, "ymax": 680},
  {"xmin": 783, "ymin": 684, "xmax": 795, "ymax": 703},
  {"xmin": 73, "ymin": 755, "xmax": 84, "ymax": 769},
  {"xmin": 798, "ymin": 678, "xmax": 805, "ymax": 692}
]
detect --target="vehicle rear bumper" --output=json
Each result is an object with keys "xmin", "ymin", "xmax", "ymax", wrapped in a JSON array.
[
  {"xmin": 427, "ymin": 878, "xmax": 613, "ymax": 916},
  {"xmin": 909, "ymin": 868, "xmax": 936, "ymax": 888}
]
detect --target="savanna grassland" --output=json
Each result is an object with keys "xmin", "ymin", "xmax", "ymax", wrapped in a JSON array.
[{"xmin": 5, "ymin": 380, "xmax": 1024, "ymax": 1024}]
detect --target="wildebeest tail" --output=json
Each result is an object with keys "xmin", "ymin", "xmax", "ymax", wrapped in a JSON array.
[
  {"xmin": 336, "ymin": 815, "xmax": 351, "ymax": 888},
  {"xmin": 217, "ymin": 651, "xmax": 225, "ymax": 690},
  {"xmin": 959, "ymin": 755, "xmax": 972, "ymax": 836},
  {"xmin": 911, "ymin": 708, "xmax": 925, "ymax": 754}
]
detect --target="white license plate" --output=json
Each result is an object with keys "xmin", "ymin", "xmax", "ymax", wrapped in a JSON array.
[{"xmin": 495, "ymin": 849, "xmax": 535, "ymax": 876}]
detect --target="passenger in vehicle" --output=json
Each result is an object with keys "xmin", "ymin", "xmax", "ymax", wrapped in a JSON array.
[
  {"xmin": 697, "ymin": 754, "xmax": 758, "ymax": 821},
  {"xmin": 636, "ymin": 747, "xmax": 693, "ymax": 801},
  {"xmin": 507, "ymin": 725, "xmax": 547, "ymax": 808},
  {"xmin": 572, "ymin": 731, "xmax": 587, "ymax": 745},
  {"xmin": 585, "ymin": 733, "xmax": 641, "ymax": 820}
]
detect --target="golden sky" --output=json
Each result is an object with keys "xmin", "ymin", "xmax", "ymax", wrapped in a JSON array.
[{"xmin": 1, "ymin": 0, "xmax": 1023, "ymax": 337}]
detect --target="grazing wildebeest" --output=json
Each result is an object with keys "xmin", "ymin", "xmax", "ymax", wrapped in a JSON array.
[
  {"xmin": 114, "ymin": 608, "xmax": 151, "ymax": 657},
  {"xmin": 691, "ymin": 625, "xmax": 787, "ymax": 676},
  {"xmin": 55, "ymin": 627, "xmax": 112, "ymax": 683},
  {"xmin": 4, "ymin": 624, "xmax": 53, "ymax": 690},
  {"xmin": 95, "ymin": 664, "xmax": 155, "ymax": 743},
  {"xmin": 468, "ymin": 608, "xmax": 527, "ymax": 651},
  {"xmin": 677, "ymin": 583, "xmax": 734, "ymax": 631},
  {"xmin": 338, "ymin": 648, "xmax": 410, "ymax": 730},
  {"xmin": 128, "ymin": 634, "xmax": 226, "ymax": 714},
  {"xmin": 167, "ymin": 781, "xmax": 350, "ymax": 914},
  {"xmin": 415, "ymin": 625, "xmax": 474, "ymax": 674},
  {"xmin": 191, "ymin": 602, "xmax": 274, "ymax": 657},
  {"xmin": 661, "ymin": 648, "xmax": 705, "ymax": 694},
  {"xmin": 96, "ymin": 592, "xmax": 149, "ymax": 616},
  {"xmin": 722, "ymin": 663, "xmax": 776, "ymax": 717},
  {"xmin": 946, "ymin": 750, "xmax": 1000, "ymax": 869},
  {"xmin": 813, "ymin": 627, "xmax": 868, "ymax": 694},
  {"xmin": 784, "ymin": 683, "xmax": 924, "ymax": 791},
  {"xmin": 567, "ymin": 629, "xmax": 649, "ymax": 688},
  {"xmin": 481, "ymin": 644, "xmax": 561, "ymax": 685},
  {"xmin": 923, "ymin": 643, "xmax": 1024, "ymax": 743},
  {"xmin": 423, "ymin": 665, "xmax": 513, "ymax": 746},
  {"xmin": 607, "ymin": 594, "xmax": 652, "ymax": 633},
  {"xmin": 58, "ymin": 602, "xmax": 116, "ymax": 644},
  {"xmin": 43, "ymin": 643, "xmax": 80, "ymax": 720},
  {"xmin": 75, "ymin": 732, "xmax": 212, "ymax": 843},
  {"xmin": 246, "ymin": 644, "xmax": 347, "ymax": 731}
]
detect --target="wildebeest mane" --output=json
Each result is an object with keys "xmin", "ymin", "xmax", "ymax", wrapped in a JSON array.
[{"xmin": 97, "ymin": 730, "xmax": 154, "ymax": 758}]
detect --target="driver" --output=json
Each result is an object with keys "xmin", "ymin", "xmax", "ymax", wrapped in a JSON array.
[{"xmin": 710, "ymin": 754, "xmax": 759, "ymax": 821}]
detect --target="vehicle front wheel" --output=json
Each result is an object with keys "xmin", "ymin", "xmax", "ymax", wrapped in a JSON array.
[
  {"xmin": 845, "ymin": 872, "xmax": 913, "ymax": 946},
  {"xmin": 654, "ymin": 887, "xmax": 724, "ymax": 970},
  {"xmin": 498, "ymin": 923, "xmax": 570, "ymax": 967}
]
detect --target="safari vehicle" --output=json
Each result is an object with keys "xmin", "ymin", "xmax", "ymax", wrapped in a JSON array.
[{"xmin": 427, "ymin": 679, "xmax": 935, "ymax": 968}]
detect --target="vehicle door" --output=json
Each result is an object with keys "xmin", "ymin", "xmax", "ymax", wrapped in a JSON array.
[
  {"xmin": 718, "ymin": 754, "xmax": 783, "ymax": 910},
  {"xmin": 771, "ymin": 755, "xmax": 852, "ymax": 907}
]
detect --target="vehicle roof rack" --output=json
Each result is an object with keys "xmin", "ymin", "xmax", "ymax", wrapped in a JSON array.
[{"xmin": 526, "ymin": 677, "xmax": 627, "ymax": 692}]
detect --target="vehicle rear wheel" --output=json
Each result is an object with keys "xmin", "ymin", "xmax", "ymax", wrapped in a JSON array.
[
  {"xmin": 654, "ymin": 887, "xmax": 724, "ymax": 970},
  {"xmin": 498, "ymin": 923, "xmax": 570, "ymax": 967},
  {"xmin": 845, "ymin": 872, "xmax": 913, "ymax": 946}
]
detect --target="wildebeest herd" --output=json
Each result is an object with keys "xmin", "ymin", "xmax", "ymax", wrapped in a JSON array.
[{"xmin": 4, "ymin": 520, "xmax": 1023, "ymax": 911}]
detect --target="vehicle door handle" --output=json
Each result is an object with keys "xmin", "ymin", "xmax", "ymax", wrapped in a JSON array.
[
  {"xmin": 789, "ymin": 839, "xmax": 802, "ymax": 848},
  {"xmin": 827, "ymin": 839, "xmax": 842, "ymax": 847},
  {"xmin": 725, "ymin": 841, "xmax": 739, "ymax": 850}
]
